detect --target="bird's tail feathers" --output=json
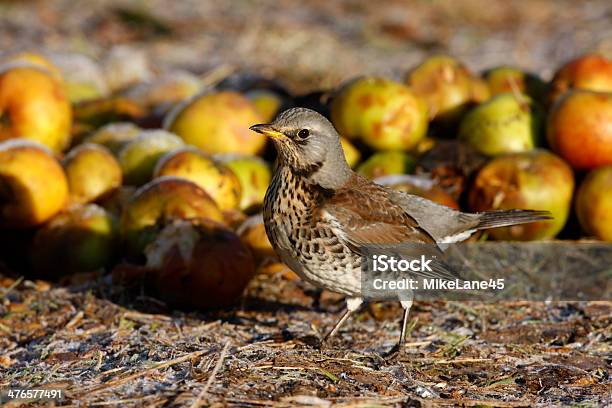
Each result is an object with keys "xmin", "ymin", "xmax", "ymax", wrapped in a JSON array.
[{"xmin": 476, "ymin": 209, "xmax": 553, "ymax": 230}]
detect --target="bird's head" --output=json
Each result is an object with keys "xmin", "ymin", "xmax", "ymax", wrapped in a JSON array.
[{"xmin": 250, "ymin": 108, "xmax": 351, "ymax": 189}]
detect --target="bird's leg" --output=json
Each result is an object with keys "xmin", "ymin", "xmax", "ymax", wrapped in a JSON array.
[
  {"xmin": 323, "ymin": 297, "xmax": 363, "ymax": 344},
  {"xmin": 384, "ymin": 299, "xmax": 414, "ymax": 360},
  {"xmin": 398, "ymin": 299, "xmax": 413, "ymax": 346}
]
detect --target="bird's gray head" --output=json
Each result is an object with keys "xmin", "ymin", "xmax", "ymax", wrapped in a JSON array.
[{"xmin": 250, "ymin": 108, "xmax": 352, "ymax": 189}]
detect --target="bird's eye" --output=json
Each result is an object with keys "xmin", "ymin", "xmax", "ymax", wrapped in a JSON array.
[{"xmin": 296, "ymin": 129, "xmax": 310, "ymax": 139}]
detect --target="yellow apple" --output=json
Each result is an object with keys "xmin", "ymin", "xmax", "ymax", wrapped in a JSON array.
[
  {"xmin": 63, "ymin": 143, "xmax": 122, "ymax": 204},
  {"xmin": 154, "ymin": 148, "xmax": 241, "ymax": 210},
  {"xmin": 217, "ymin": 155, "xmax": 272, "ymax": 213},
  {"xmin": 0, "ymin": 140, "xmax": 68, "ymax": 227},
  {"xmin": 331, "ymin": 77, "xmax": 428, "ymax": 151},
  {"xmin": 120, "ymin": 176, "xmax": 224, "ymax": 255},
  {"xmin": 118, "ymin": 129, "xmax": 184, "ymax": 185},
  {"xmin": 164, "ymin": 91, "xmax": 266, "ymax": 155},
  {"xmin": 0, "ymin": 65, "xmax": 72, "ymax": 153}
]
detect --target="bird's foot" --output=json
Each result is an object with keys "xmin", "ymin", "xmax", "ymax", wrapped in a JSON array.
[
  {"xmin": 296, "ymin": 334, "xmax": 324, "ymax": 350},
  {"xmin": 382, "ymin": 343, "xmax": 404, "ymax": 363}
]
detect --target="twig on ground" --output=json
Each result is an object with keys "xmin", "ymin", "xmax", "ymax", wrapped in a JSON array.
[{"xmin": 190, "ymin": 340, "xmax": 231, "ymax": 408}]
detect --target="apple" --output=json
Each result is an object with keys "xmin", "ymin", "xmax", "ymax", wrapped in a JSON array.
[
  {"xmin": 547, "ymin": 90, "xmax": 612, "ymax": 170},
  {"xmin": 154, "ymin": 148, "xmax": 242, "ymax": 211},
  {"xmin": 330, "ymin": 77, "xmax": 428, "ymax": 151},
  {"xmin": 0, "ymin": 140, "xmax": 68, "ymax": 228},
  {"xmin": 85, "ymin": 122, "xmax": 141, "ymax": 155},
  {"xmin": 357, "ymin": 151, "xmax": 416, "ymax": 179},
  {"xmin": 164, "ymin": 91, "xmax": 266, "ymax": 155},
  {"xmin": 118, "ymin": 129, "xmax": 184, "ymax": 185},
  {"xmin": 468, "ymin": 150, "xmax": 574, "ymax": 240},
  {"xmin": 120, "ymin": 176, "xmax": 224, "ymax": 255},
  {"xmin": 548, "ymin": 54, "xmax": 612, "ymax": 106},
  {"xmin": 31, "ymin": 204, "xmax": 117, "ymax": 278},
  {"xmin": 415, "ymin": 139, "xmax": 488, "ymax": 201},
  {"xmin": 144, "ymin": 219, "xmax": 256, "ymax": 309},
  {"xmin": 0, "ymin": 65, "xmax": 72, "ymax": 153},
  {"xmin": 405, "ymin": 55, "xmax": 477, "ymax": 124},
  {"xmin": 484, "ymin": 66, "xmax": 546, "ymax": 102},
  {"xmin": 217, "ymin": 155, "xmax": 272, "ymax": 213},
  {"xmin": 458, "ymin": 93, "xmax": 543, "ymax": 156},
  {"xmin": 575, "ymin": 166, "xmax": 612, "ymax": 241},
  {"xmin": 63, "ymin": 143, "xmax": 122, "ymax": 204}
]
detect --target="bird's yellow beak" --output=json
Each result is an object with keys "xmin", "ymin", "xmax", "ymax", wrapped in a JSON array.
[{"xmin": 249, "ymin": 124, "xmax": 287, "ymax": 139}]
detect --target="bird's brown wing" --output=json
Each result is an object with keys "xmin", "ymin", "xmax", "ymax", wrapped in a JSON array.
[
  {"xmin": 321, "ymin": 180, "xmax": 435, "ymax": 247},
  {"xmin": 319, "ymin": 176, "xmax": 459, "ymax": 280}
]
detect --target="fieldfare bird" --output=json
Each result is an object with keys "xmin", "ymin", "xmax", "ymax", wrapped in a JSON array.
[{"xmin": 250, "ymin": 108, "xmax": 552, "ymax": 350}]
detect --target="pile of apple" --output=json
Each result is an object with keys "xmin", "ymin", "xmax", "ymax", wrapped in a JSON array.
[
  {"xmin": 331, "ymin": 54, "xmax": 612, "ymax": 242},
  {"xmin": 0, "ymin": 50, "xmax": 610, "ymax": 310}
]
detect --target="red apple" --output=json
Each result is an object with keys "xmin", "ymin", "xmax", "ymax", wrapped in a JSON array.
[
  {"xmin": 548, "ymin": 54, "xmax": 612, "ymax": 106},
  {"xmin": 575, "ymin": 166, "xmax": 612, "ymax": 241},
  {"xmin": 547, "ymin": 90, "xmax": 612, "ymax": 170}
]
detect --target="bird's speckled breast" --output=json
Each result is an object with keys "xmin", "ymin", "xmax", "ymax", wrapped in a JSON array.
[{"xmin": 263, "ymin": 165, "xmax": 362, "ymax": 296}]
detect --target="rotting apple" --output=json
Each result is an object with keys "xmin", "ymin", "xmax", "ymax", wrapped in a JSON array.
[
  {"xmin": 330, "ymin": 77, "xmax": 428, "ymax": 151},
  {"xmin": 154, "ymin": 147, "xmax": 242, "ymax": 211},
  {"xmin": 145, "ymin": 218, "xmax": 256, "ymax": 309},
  {"xmin": 120, "ymin": 176, "xmax": 224, "ymax": 255},
  {"xmin": 468, "ymin": 149, "xmax": 574, "ymax": 240},
  {"xmin": 63, "ymin": 143, "xmax": 122, "ymax": 204},
  {"xmin": 0, "ymin": 140, "xmax": 68, "ymax": 228}
]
